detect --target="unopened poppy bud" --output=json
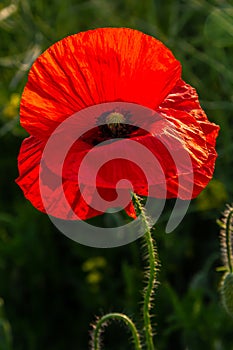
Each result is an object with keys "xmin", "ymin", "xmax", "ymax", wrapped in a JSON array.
[{"xmin": 221, "ymin": 272, "xmax": 233, "ymax": 317}]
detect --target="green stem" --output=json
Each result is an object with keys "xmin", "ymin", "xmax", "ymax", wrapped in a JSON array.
[
  {"xmin": 133, "ymin": 194, "xmax": 159, "ymax": 350},
  {"xmin": 225, "ymin": 207, "xmax": 233, "ymax": 273},
  {"xmin": 92, "ymin": 312, "xmax": 142, "ymax": 350},
  {"xmin": 143, "ymin": 230, "xmax": 157, "ymax": 350}
]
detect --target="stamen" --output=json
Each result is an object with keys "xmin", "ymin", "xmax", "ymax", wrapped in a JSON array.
[
  {"xmin": 105, "ymin": 112, "xmax": 126, "ymax": 137},
  {"xmin": 106, "ymin": 112, "xmax": 126, "ymax": 125}
]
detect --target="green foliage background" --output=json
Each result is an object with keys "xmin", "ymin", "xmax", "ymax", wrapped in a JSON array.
[{"xmin": 0, "ymin": 0, "xmax": 233, "ymax": 349}]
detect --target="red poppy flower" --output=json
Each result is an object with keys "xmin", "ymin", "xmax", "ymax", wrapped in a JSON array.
[{"xmin": 16, "ymin": 27, "xmax": 219, "ymax": 221}]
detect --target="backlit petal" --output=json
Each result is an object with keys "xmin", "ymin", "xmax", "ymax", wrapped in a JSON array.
[{"xmin": 20, "ymin": 28, "xmax": 181, "ymax": 139}]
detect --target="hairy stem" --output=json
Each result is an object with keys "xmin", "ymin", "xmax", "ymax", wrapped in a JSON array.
[
  {"xmin": 143, "ymin": 229, "xmax": 157, "ymax": 350},
  {"xmin": 133, "ymin": 194, "xmax": 159, "ymax": 350},
  {"xmin": 91, "ymin": 312, "xmax": 142, "ymax": 350},
  {"xmin": 225, "ymin": 206, "xmax": 233, "ymax": 273}
]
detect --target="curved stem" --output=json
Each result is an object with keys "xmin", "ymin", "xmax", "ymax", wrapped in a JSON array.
[
  {"xmin": 133, "ymin": 194, "xmax": 159, "ymax": 350},
  {"xmin": 92, "ymin": 312, "xmax": 142, "ymax": 350}
]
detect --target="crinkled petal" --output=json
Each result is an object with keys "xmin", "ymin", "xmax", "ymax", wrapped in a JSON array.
[
  {"xmin": 20, "ymin": 28, "xmax": 181, "ymax": 139},
  {"xmin": 16, "ymin": 136, "xmax": 137, "ymax": 220},
  {"xmin": 157, "ymin": 79, "xmax": 220, "ymax": 196}
]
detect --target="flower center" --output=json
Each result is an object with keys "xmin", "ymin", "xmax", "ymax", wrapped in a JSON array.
[
  {"xmin": 81, "ymin": 109, "xmax": 140, "ymax": 146},
  {"xmin": 105, "ymin": 112, "xmax": 126, "ymax": 137}
]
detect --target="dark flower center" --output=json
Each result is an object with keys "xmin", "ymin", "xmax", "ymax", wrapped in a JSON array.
[
  {"xmin": 80, "ymin": 109, "xmax": 139, "ymax": 146},
  {"xmin": 98, "ymin": 110, "xmax": 138, "ymax": 139}
]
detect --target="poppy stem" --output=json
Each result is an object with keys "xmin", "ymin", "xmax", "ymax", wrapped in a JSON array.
[
  {"xmin": 143, "ymin": 229, "xmax": 157, "ymax": 350},
  {"xmin": 132, "ymin": 194, "xmax": 159, "ymax": 350},
  {"xmin": 219, "ymin": 204, "xmax": 233, "ymax": 273},
  {"xmin": 91, "ymin": 312, "xmax": 142, "ymax": 350},
  {"xmin": 224, "ymin": 206, "xmax": 233, "ymax": 273},
  {"xmin": 91, "ymin": 194, "xmax": 159, "ymax": 350}
]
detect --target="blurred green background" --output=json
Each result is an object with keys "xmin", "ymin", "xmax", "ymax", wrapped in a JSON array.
[{"xmin": 1, "ymin": 0, "xmax": 233, "ymax": 349}]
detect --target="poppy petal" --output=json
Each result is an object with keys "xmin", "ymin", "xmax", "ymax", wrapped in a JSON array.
[
  {"xmin": 16, "ymin": 136, "xmax": 107, "ymax": 220},
  {"xmin": 20, "ymin": 28, "xmax": 181, "ymax": 139},
  {"xmin": 16, "ymin": 135, "xmax": 138, "ymax": 220}
]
